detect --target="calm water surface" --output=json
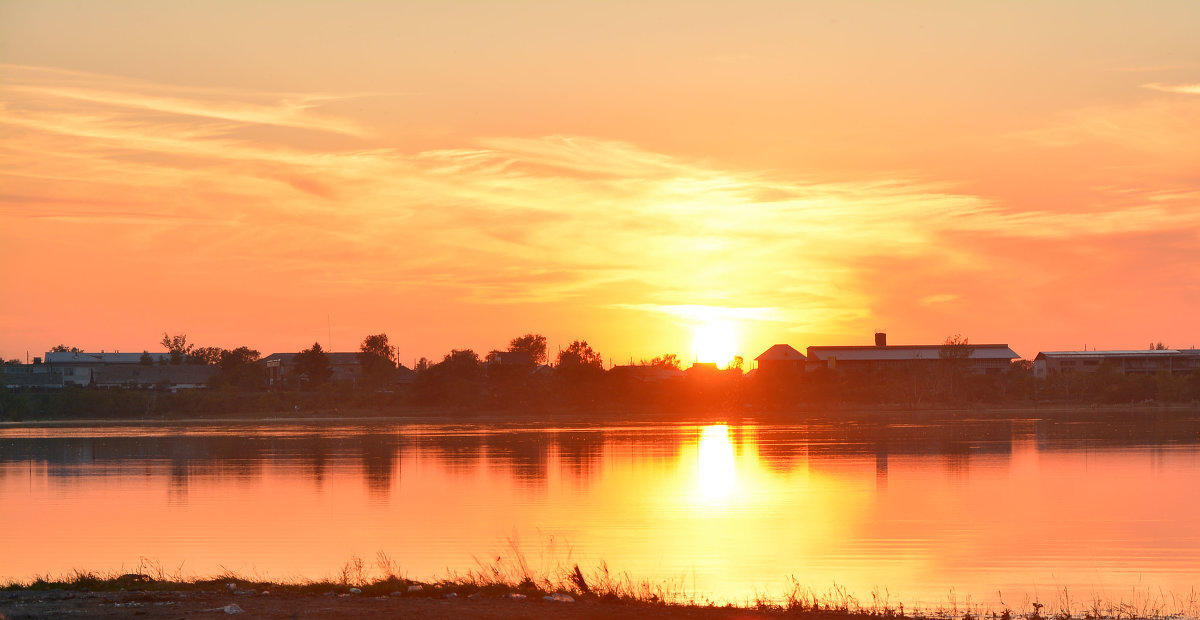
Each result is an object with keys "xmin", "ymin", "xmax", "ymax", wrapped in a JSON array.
[{"xmin": 2, "ymin": 414, "xmax": 1198, "ymax": 609}]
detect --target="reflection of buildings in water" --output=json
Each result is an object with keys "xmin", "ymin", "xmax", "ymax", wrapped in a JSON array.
[
  {"xmin": 754, "ymin": 427, "xmax": 811, "ymax": 473},
  {"xmin": 168, "ymin": 460, "xmax": 189, "ymax": 506},
  {"xmin": 875, "ymin": 445, "xmax": 888, "ymax": 490},
  {"xmin": 941, "ymin": 451, "xmax": 970, "ymax": 481}
]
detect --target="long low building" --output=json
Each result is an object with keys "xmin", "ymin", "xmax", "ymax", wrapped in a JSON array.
[
  {"xmin": 44, "ymin": 351, "xmax": 172, "ymax": 386},
  {"xmin": 806, "ymin": 333, "xmax": 1020, "ymax": 375},
  {"xmin": 1034, "ymin": 349, "xmax": 1200, "ymax": 377}
]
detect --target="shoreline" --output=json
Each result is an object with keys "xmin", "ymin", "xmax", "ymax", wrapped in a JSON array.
[{"xmin": 2, "ymin": 402, "xmax": 1198, "ymax": 429}]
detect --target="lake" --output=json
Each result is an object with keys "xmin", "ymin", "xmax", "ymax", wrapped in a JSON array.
[{"xmin": 2, "ymin": 412, "xmax": 1198, "ymax": 612}]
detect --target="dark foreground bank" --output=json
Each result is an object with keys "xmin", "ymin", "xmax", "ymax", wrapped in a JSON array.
[{"xmin": 0, "ymin": 588, "xmax": 890, "ymax": 620}]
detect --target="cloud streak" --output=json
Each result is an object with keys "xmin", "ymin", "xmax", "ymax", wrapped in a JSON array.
[{"xmin": 1142, "ymin": 82, "xmax": 1200, "ymax": 95}]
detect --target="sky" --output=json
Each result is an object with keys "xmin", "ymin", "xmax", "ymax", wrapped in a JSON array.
[{"xmin": 2, "ymin": 0, "xmax": 1198, "ymax": 367}]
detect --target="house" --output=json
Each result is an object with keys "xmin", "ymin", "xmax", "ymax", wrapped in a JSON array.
[
  {"xmin": 608, "ymin": 364, "xmax": 685, "ymax": 383},
  {"xmin": 806, "ymin": 333, "xmax": 1020, "ymax": 375},
  {"xmin": 754, "ymin": 344, "xmax": 807, "ymax": 374},
  {"xmin": 394, "ymin": 364, "xmax": 417, "ymax": 386},
  {"xmin": 262, "ymin": 352, "xmax": 416, "ymax": 386},
  {"xmin": 1034, "ymin": 349, "xmax": 1200, "ymax": 378},
  {"xmin": 489, "ymin": 351, "xmax": 534, "ymax": 366},
  {"xmin": 44, "ymin": 351, "xmax": 172, "ymax": 386},
  {"xmin": 685, "ymin": 362, "xmax": 720, "ymax": 377},
  {"xmin": 263, "ymin": 352, "xmax": 366, "ymax": 386},
  {"xmin": 1, "ymin": 364, "xmax": 65, "ymax": 389}
]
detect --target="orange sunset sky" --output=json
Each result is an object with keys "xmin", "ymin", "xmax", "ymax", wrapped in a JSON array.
[{"xmin": 2, "ymin": 1, "xmax": 1198, "ymax": 367}]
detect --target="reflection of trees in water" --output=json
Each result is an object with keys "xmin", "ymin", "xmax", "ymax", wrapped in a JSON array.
[
  {"xmin": 291, "ymin": 435, "xmax": 330, "ymax": 487},
  {"xmin": 413, "ymin": 433, "xmax": 486, "ymax": 475},
  {"xmin": 360, "ymin": 433, "xmax": 400, "ymax": 498},
  {"xmin": 553, "ymin": 431, "xmax": 604, "ymax": 481},
  {"xmin": 485, "ymin": 432, "xmax": 550, "ymax": 485},
  {"xmin": 2, "ymin": 414, "xmax": 1197, "ymax": 488}
]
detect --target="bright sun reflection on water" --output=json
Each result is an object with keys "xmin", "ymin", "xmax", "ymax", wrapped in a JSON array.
[{"xmin": 696, "ymin": 425, "xmax": 736, "ymax": 503}]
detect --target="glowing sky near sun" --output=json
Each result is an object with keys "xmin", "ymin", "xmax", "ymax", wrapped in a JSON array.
[{"xmin": 2, "ymin": 1, "xmax": 1198, "ymax": 365}]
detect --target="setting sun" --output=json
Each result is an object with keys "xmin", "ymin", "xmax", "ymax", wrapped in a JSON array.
[{"xmin": 692, "ymin": 321, "xmax": 738, "ymax": 367}]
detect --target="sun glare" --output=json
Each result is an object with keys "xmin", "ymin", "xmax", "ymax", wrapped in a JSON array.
[{"xmin": 692, "ymin": 320, "xmax": 737, "ymax": 367}]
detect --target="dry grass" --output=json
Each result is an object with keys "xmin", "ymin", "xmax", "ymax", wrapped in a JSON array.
[{"xmin": 4, "ymin": 556, "xmax": 1197, "ymax": 620}]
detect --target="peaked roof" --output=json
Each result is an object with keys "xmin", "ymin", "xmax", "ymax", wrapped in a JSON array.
[{"xmin": 755, "ymin": 344, "xmax": 806, "ymax": 361}]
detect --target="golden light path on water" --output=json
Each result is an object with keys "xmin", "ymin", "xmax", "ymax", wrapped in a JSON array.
[
  {"xmin": 1, "ymin": 421, "xmax": 1199, "ymax": 612},
  {"xmin": 696, "ymin": 425, "xmax": 737, "ymax": 503}
]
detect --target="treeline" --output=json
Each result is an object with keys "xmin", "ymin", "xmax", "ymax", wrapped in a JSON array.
[{"xmin": 4, "ymin": 333, "xmax": 1200, "ymax": 422}]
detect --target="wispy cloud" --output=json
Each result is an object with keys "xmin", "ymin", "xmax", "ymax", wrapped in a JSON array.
[
  {"xmin": 612, "ymin": 304, "xmax": 784, "ymax": 323},
  {"xmin": 1141, "ymin": 82, "xmax": 1200, "ymax": 95}
]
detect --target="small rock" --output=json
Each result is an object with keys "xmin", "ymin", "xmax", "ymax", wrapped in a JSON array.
[
  {"xmin": 406, "ymin": 584, "xmax": 423, "ymax": 592},
  {"xmin": 544, "ymin": 592, "xmax": 575, "ymax": 603},
  {"xmin": 259, "ymin": 590, "xmax": 270, "ymax": 596},
  {"xmin": 234, "ymin": 589, "xmax": 255, "ymax": 595},
  {"xmin": 468, "ymin": 591, "xmax": 484, "ymax": 600},
  {"xmin": 390, "ymin": 591, "xmax": 404, "ymax": 597},
  {"xmin": 348, "ymin": 587, "xmax": 361, "ymax": 595},
  {"xmin": 222, "ymin": 603, "xmax": 245, "ymax": 614},
  {"xmin": 225, "ymin": 582, "xmax": 237, "ymax": 593},
  {"xmin": 505, "ymin": 593, "xmax": 527, "ymax": 601},
  {"xmin": 443, "ymin": 592, "xmax": 458, "ymax": 599}
]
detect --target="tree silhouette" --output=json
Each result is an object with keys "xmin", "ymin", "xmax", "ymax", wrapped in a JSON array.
[
  {"xmin": 508, "ymin": 334, "xmax": 548, "ymax": 365},
  {"xmin": 939, "ymin": 334, "xmax": 975, "ymax": 402},
  {"xmin": 295, "ymin": 342, "xmax": 333, "ymax": 386},
  {"xmin": 160, "ymin": 332, "xmax": 193, "ymax": 365},
  {"xmin": 190, "ymin": 346, "xmax": 223, "ymax": 365},
  {"xmin": 359, "ymin": 333, "xmax": 396, "ymax": 386},
  {"xmin": 643, "ymin": 354, "xmax": 681, "ymax": 370},
  {"xmin": 557, "ymin": 340, "xmax": 602, "ymax": 369},
  {"xmin": 214, "ymin": 346, "xmax": 264, "ymax": 390}
]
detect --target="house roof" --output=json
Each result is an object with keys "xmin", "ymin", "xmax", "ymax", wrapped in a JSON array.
[
  {"xmin": 755, "ymin": 344, "xmax": 806, "ymax": 362},
  {"xmin": 45, "ymin": 351, "xmax": 171, "ymax": 364},
  {"xmin": 394, "ymin": 365, "xmax": 417, "ymax": 383},
  {"xmin": 806, "ymin": 344, "xmax": 1020, "ymax": 361},
  {"xmin": 262, "ymin": 352, "xmax": 363, "ymax": 365},
  {"xmin": 1035, "ymin": 349, "xmax": 1198, "ymax": 360}
]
